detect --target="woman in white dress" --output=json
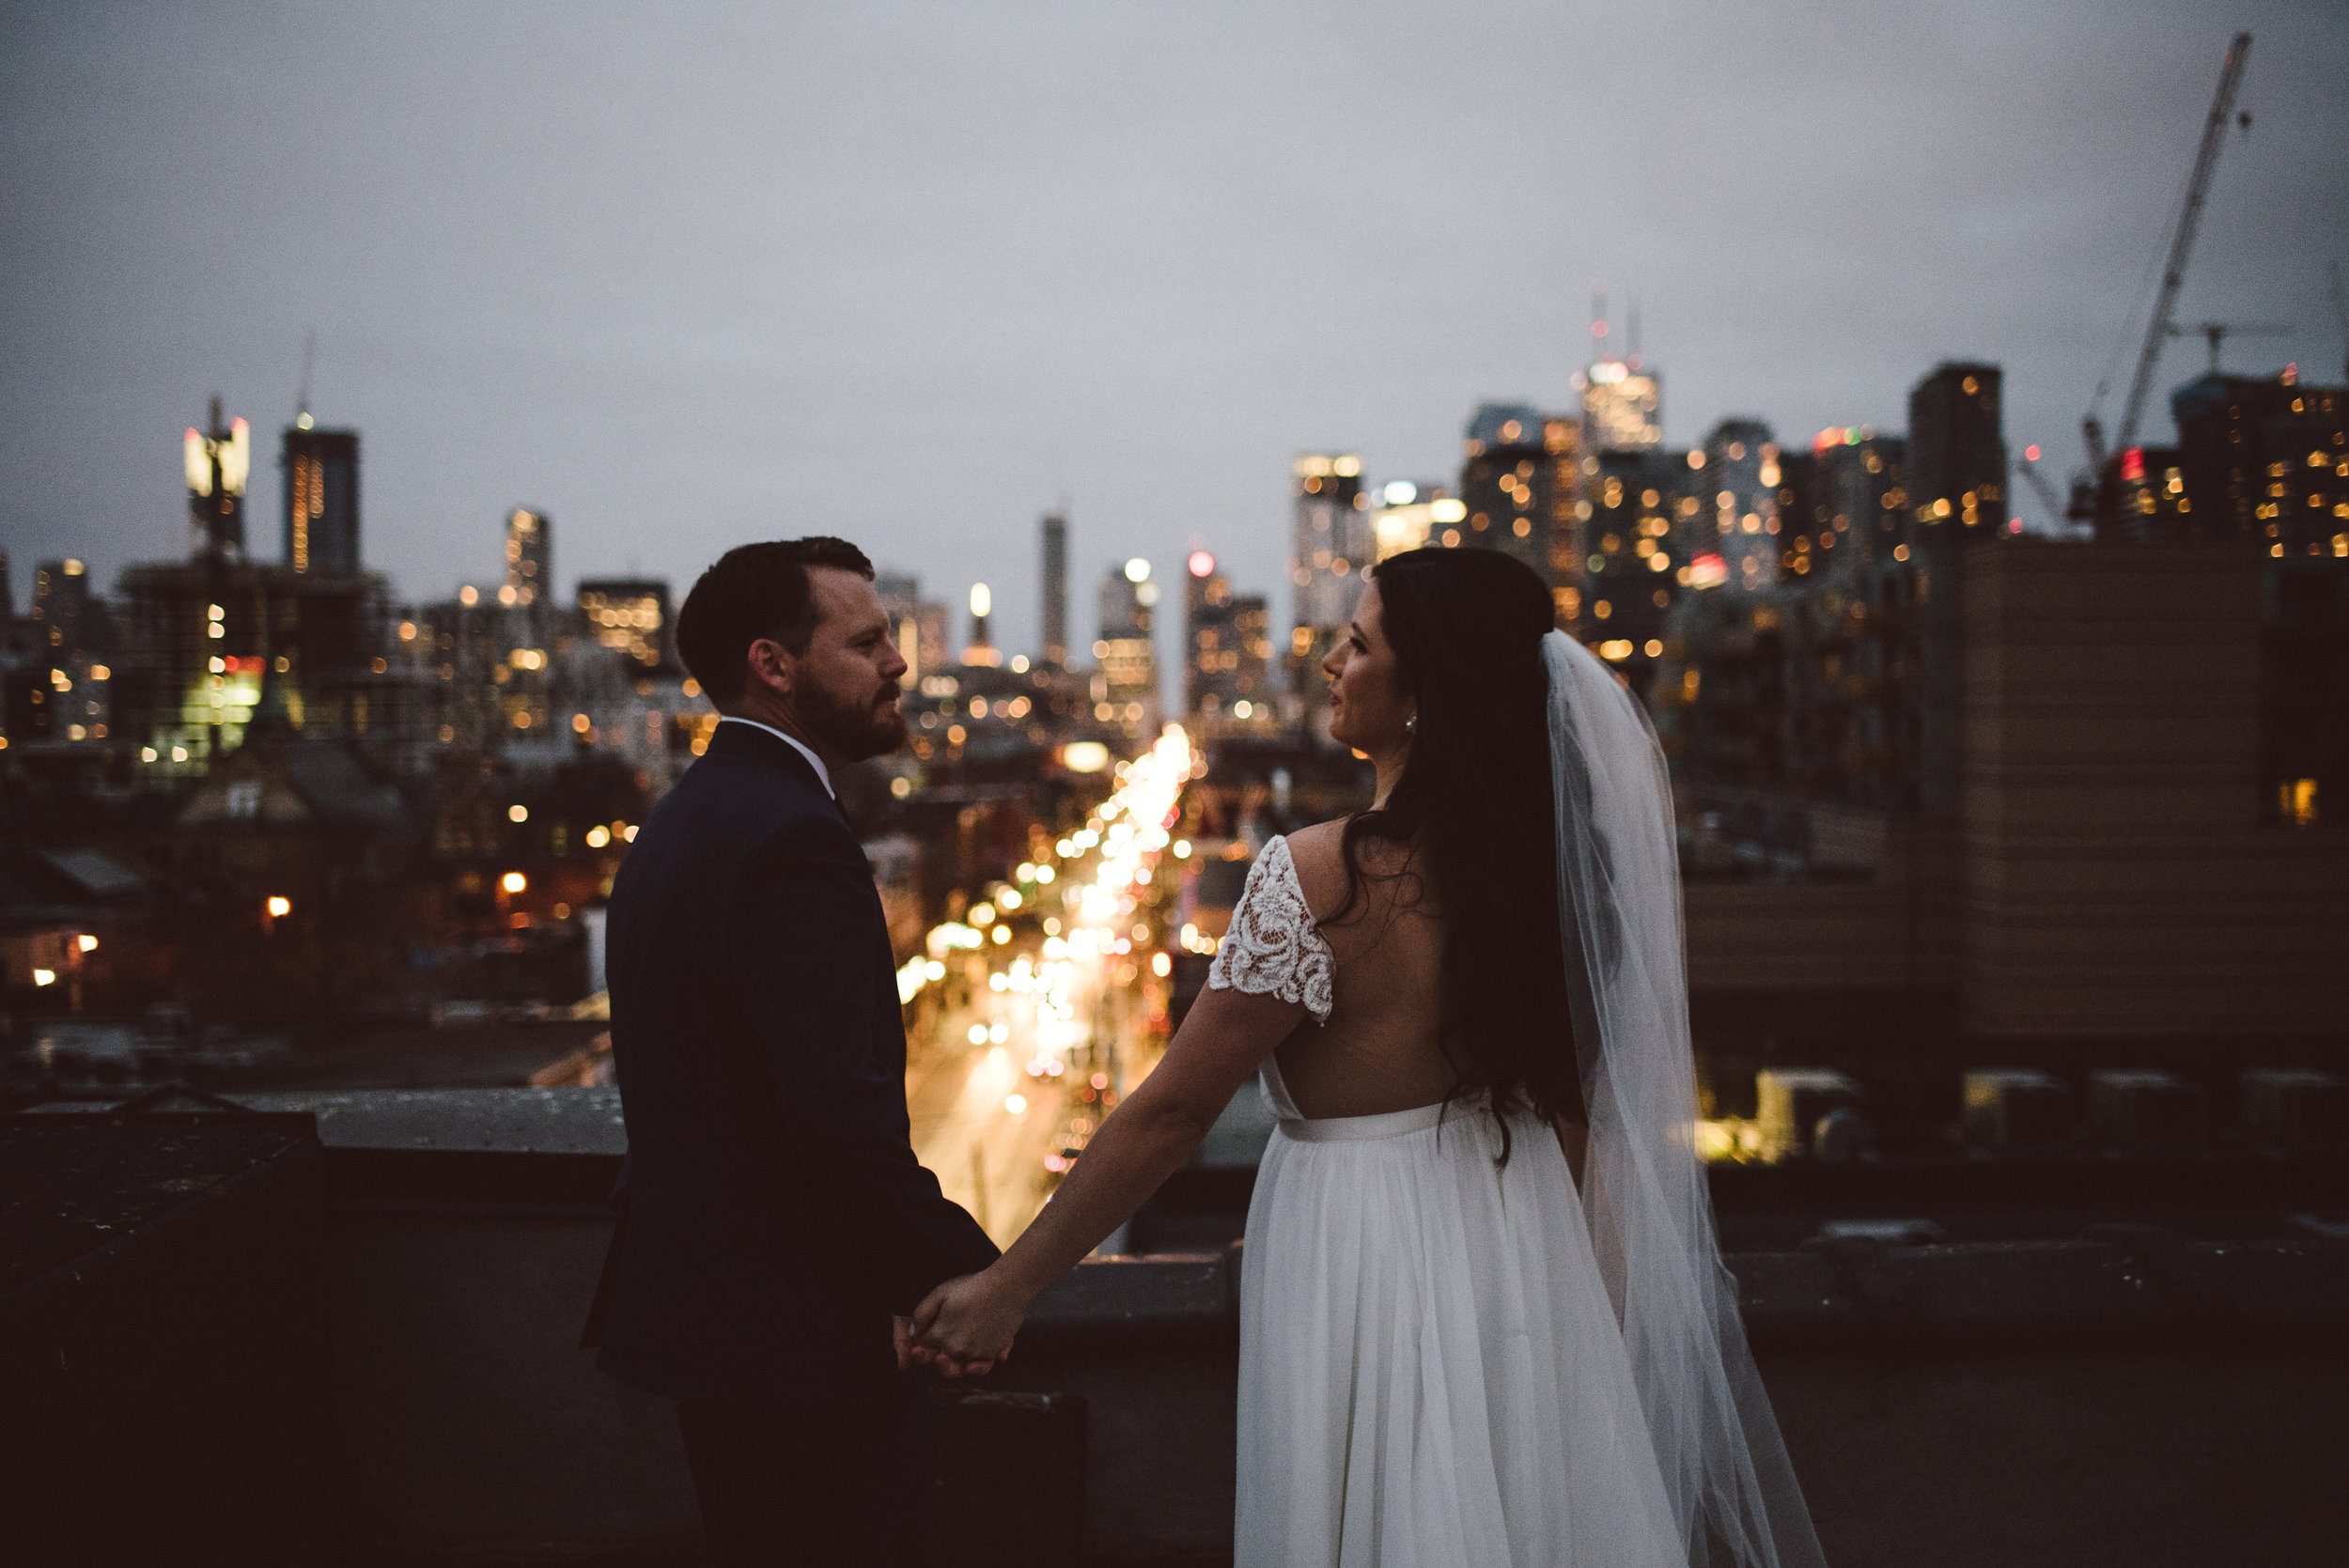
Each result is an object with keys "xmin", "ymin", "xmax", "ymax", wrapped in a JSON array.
[{"xmin": 914, "ymin": 548, "xmax": 1826, "ymax": 1568}]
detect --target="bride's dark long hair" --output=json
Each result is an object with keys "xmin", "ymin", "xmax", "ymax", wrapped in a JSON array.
[{"xmin": 1334, "ymin": 546, "xmax": 1583, "ymax": 1133}]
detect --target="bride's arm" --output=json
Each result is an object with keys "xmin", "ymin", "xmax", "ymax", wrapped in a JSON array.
[{"xmin": 911, "ymin": 984, "xmax": 1305, "ymax": 1363}]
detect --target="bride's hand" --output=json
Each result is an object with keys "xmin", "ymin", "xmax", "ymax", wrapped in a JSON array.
[{"xmin": 911, "ymin": 1267, "xmax": 1026, "ymax": 1373}]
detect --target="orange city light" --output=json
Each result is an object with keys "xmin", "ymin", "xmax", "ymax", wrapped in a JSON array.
[
  {"xmin": 265, "ymin": 895, "xmax": 292, "ymax": 918},
  {"xmin": 501, "ymin": 872, "xmax": 527, "ymax": 894},
  {"xmin": 77, "ymin": 934, "xmax": 99, "ymax": 953}
]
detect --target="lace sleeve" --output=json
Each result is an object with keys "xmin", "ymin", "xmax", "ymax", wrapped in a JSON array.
[{"xmin": 1205, "ymin": 836, "xmax": 1334, "ymax": 1023}]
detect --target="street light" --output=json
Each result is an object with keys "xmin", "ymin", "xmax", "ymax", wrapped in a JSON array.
[{"xmin": 501, "ymin": 872, "xmax": 527, "ymax": 894}]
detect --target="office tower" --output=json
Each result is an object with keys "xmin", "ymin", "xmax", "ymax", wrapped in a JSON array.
[
  {"xmin": 1040, "ymin": 515, "xmax": 1069, "ymax": 667},
  {"xmin": 2104, "ymin": 446, "xmax": 2194, "ymax": 543},
  {"xmin": 1772, "ymin": 450, "xmax": 1829, "ymax": 582},
  {"xmin": 915, "ymin": 600, "xmax": 950, "ymax": 685},
  {"xmin": 1816, "ymin": 429, "xmax": 1911, "ymax": 572},
  {"xmin": 2163, "ymin": 370, "xmax": 2348, "ymax": 822},
  {"xmin": 1569, "ymin": 450, "xmax": 1693, "ymax": 691},
  {"xmin": 874, "ymin": 573, "xmax": 925, "ymax": 685},
  {"xmin": 2164, "ymin": 372, "xmax": 2347, "ymax": 551},
  {"xmin": 31, "ymin": 559, "xmax": 94, "ymax": 655},
  {"xmin": 1367, "ymin": 481, "xmax": 1463, "ymax": 564},
  {"xmin": 577, "ymin": 580, "xmax": 676, "ymax": 670},
  {"xmin": 1184, "ymin": 552, "xmax": 1270, "ymax": 726},
  {"xmin": 1287, "ymin": 453, "xmax": 1366, "ymax": 734},
  {"xmin": 1581, "ymin": 361, "xmax": 1664, "ymax": 453},
  {"xmin": 1095, "ymin": 559, "xmax": 1159, "ymax": 738},
  {"xmin": 1906, "ymin": 364, "xmax": 2006, "ymax": 821},
  {"xmin": 505, "ymin": 509, "xmax": 551, "ymax": 607},
  {"xmin": 1459, "ymin": 406, "xmax": 1579, "ymax": 590},
  {"xmin": 184, "ymin": 397, "xmax": 251, "ymax": 562},
  {"xmin": 1906, "ymin": 364, "xmax": 2007, "ymax": 538},
  {"xmin": 962, "ymin": 582, "xmax": 1000, "ymax": 667},
  {"xmin": 1700, "ymin": 420, "xmax": 1783, "ymax": 592},
  {"xmin": 281, "ymin": 424, "xmax": 361, "ymax": 573},
  {"xmin": 16, "ymin": 559, "xmax": 110, "ymax": 744}
]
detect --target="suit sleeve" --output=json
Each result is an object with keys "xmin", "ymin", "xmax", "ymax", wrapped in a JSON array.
[{"xmin": 724, "ymin": 817, "xmax": 1000, "ymax": 1312}]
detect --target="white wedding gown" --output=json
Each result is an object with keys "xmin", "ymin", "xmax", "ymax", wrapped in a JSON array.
[{"xmin": 1215, "ymin": 836, "xmax": 1688, "ymax": 1568}]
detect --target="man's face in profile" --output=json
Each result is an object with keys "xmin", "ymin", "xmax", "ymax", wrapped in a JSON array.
[{"xmin": 793, "ymin": 568, "xmax": 910, "ymax": 762}]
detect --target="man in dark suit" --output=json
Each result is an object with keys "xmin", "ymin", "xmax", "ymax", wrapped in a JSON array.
[{"xmin": 595, "ymin": 537, "xmax": 999, "ymax": 1565}]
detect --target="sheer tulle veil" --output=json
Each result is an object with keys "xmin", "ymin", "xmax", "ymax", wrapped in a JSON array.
[{"xmin": 1543, "ymin": 630, "xmax": 1828, "ymax": 1568}]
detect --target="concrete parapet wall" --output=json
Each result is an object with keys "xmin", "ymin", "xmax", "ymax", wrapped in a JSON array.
[{"xmin": 10, "ymin": 1090, "xmax": 2346, "ymax": 1565}]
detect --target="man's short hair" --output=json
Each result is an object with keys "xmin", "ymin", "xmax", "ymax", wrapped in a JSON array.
[{"xmin": 676, "ymin": 536, "xmax": 875, "ymax": 707}]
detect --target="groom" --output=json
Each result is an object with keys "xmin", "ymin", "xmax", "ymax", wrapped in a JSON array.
[{"xmin": 594, "ymin": 537, "xmax": 1000, "ymax": 1566}]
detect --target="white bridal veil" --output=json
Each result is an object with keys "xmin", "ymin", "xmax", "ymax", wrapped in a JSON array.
[{"xmin": 1543, "ymin": 629, "xmax": 1828, "ymax": 1568}]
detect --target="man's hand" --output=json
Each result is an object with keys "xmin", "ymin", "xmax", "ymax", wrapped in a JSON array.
[
  {"xmin": 910, "ymin": 1267, "xmax": 1026, "ymax": 1374},
  {"xmin": 893, "ymin": 1314, "xmax": 916, "ymax": 1373}
]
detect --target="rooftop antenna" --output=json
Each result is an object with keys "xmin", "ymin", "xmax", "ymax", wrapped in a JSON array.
[
  {"xmin": 1627, "ymin": 299, "xmax": 1642, "ymax": 368},
  {"xmin": 1589, "ymin": 282, "xmax": 1610, "ymax": 359},
  {"xmin": 294, "ymin": 331, "xmax": 317, "ymax": 428}
]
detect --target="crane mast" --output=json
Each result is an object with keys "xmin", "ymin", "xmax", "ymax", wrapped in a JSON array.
[{"xmin": 2084, "ymin": 32, "xmax": 2252, "ymax": 474}]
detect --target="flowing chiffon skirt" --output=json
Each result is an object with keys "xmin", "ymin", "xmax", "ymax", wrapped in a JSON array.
[{"xmin": 1236, "ymin": 1063, "xmax": 1687, "ymax": 1568}]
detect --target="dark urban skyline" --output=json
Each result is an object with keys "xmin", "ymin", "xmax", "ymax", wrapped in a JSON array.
[{"xmin": 4, "ymin": 2, "xmax": 2345, "ymax": 658}]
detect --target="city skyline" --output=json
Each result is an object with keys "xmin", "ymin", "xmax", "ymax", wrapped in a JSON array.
[{"xmin": 5, "ymin": 3, "xmax": 2346, "ymax": 659}]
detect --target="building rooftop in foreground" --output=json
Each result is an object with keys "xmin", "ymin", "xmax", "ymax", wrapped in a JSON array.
[{"xmin": 5, "ymin": 1088, "xmax": 2345, "ymax": 1566}]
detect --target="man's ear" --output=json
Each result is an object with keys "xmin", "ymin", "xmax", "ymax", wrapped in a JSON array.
[{"xmin": 746, "ymin": 638, "xmax": 792, "ymax": 700}]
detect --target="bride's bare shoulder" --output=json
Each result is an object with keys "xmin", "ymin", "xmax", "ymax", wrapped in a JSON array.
[
  {"xmin": 1281, "ymin": 820, "xmax": 1351, "ymax": 921},
  {"xmin": 1283, "ymin": 817, "xmax": 1415, "ymax": 922}
]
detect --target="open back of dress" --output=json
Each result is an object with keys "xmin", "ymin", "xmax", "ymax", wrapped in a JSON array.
[{"xmin": 1215, "ymin": 835, "xmax": 1688, "ymax": 1568}]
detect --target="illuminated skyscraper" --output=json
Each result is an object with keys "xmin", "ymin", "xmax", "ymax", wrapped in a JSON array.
[
  {"xmin": 962, "ymin": 582, "xmax": 1000, "ymax": 667},
  {"xmin": 184, "ymin": 397, "xmax": 252, "ymax": 563},
  {"xmin": 577, "ymin": 580, "xmax": 676, "ymax": 670},
  {"xmin": 505, "ymin": 509, "xmax": 551, "ymax": 607},
  {"xmin": 1186, "ymin": 551, "xmax": 1271, "ymax": 727},
  {"xmin": 1906, "ymin": 364, "xmax": 2007, "ymax": 538},
  {"xmin": 1287, "ymin": 453, "xmax": 1367, "ymax": 732},
  {"xmin": 1578, "ymin": 290, "xmax": 1663, "ymax": 455},
  {"xmin": 1040, "ymin": 514, "xmax": 1069, "ymax": 667},
  {"xmin": 1095, "ymin": 559, "xmax": 1159, "ymax": 738},
  {"xmin": 1459, "ymin": 406, "xmax": 1579, "ymax": 590},
  {"xmin": 1581, "ymin": 361, "xmax": 1663, "ymax": 452},
  {"xmin": 1702, "ymin": 420, "xmax": 1783, "ymax": 592},
  {"xmin": 1814, "ymin": 429, "xmax": 1910, "ymax": 572},
  {"xmin": 1367, "ymin": 481, "xmax": 1463, "ymax": 564},
  {"xmin": 280, "ymin": 423, "xmax": 360, "ymax": 573}
]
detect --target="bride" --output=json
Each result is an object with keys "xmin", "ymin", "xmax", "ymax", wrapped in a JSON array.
[{"xmin": 913, "ymin": 547, "xmax": 1826, "ymax": 1567}]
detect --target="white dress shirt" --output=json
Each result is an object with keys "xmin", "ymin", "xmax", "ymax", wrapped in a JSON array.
[{"xmin": 717, "ymin": 715, "xmax": 834, "ymax": 799}]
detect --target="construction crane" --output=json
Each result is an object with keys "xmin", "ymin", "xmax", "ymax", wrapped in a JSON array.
[
  {"xmin": 2167, "ymin": 320, "xmax": 2289, "ymax": 375},
  {"xmin": 2082, "ymin": 32, "xmax": 2253, "ymax": 476},
  {"xmin": 2016, "ymin": 448, "xmax": 2071, "ymax": 532}
]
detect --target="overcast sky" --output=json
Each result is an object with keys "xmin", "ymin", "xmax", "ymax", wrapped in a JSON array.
[{"xmin": 5, "ymin": 1, "xmax": 2345, "ymax": 658}]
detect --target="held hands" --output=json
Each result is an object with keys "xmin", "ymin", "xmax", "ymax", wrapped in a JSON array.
[{"xmin": 908, "ymin": 1267, "xmax": 1028, "ymax": 1377}]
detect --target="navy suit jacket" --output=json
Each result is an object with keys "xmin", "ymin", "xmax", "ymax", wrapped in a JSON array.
[{"xmin": 596, "ymin": 720, "xmax": 997, "ymax": 1406}]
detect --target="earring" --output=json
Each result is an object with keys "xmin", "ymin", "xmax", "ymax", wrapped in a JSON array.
[{"xmin": 1405, "ymin": 715, "xmax": 1418, "ymax": 737}]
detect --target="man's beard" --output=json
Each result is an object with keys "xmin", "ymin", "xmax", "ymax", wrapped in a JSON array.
[{"xmin": 801, "ymin": 676, "xmax": 909, "ymax": 763}]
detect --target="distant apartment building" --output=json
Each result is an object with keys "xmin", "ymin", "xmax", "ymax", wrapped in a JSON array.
[
  {"xmin": 1040, "ymin": 514, "xmax": 1070, "ymax": 668},
  {"xmin": 1184, "ymin": 551, "xmax": 1270, "ymax": 729},
  {"xmin": 1580, "ymin": 357, "xmax": 1663, "ymax": 454},
  {"xmin": 1286, "ymin": 453, "xmax": 1367, "ymax": 720},
  {"xmin": 1457, "ymin": 405, "xmax": 1578, "ymax": 590},
  {"xmin": 504, "ymin": 508, "xmax": 552, "ymax": 608},
  {"xmin": 1094, "ymin": 559, "xmax": 1159, "ymax": 740},
  {"xmin": 576, "ymin": 580, "xmax": 676, "ymax": 672}
]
